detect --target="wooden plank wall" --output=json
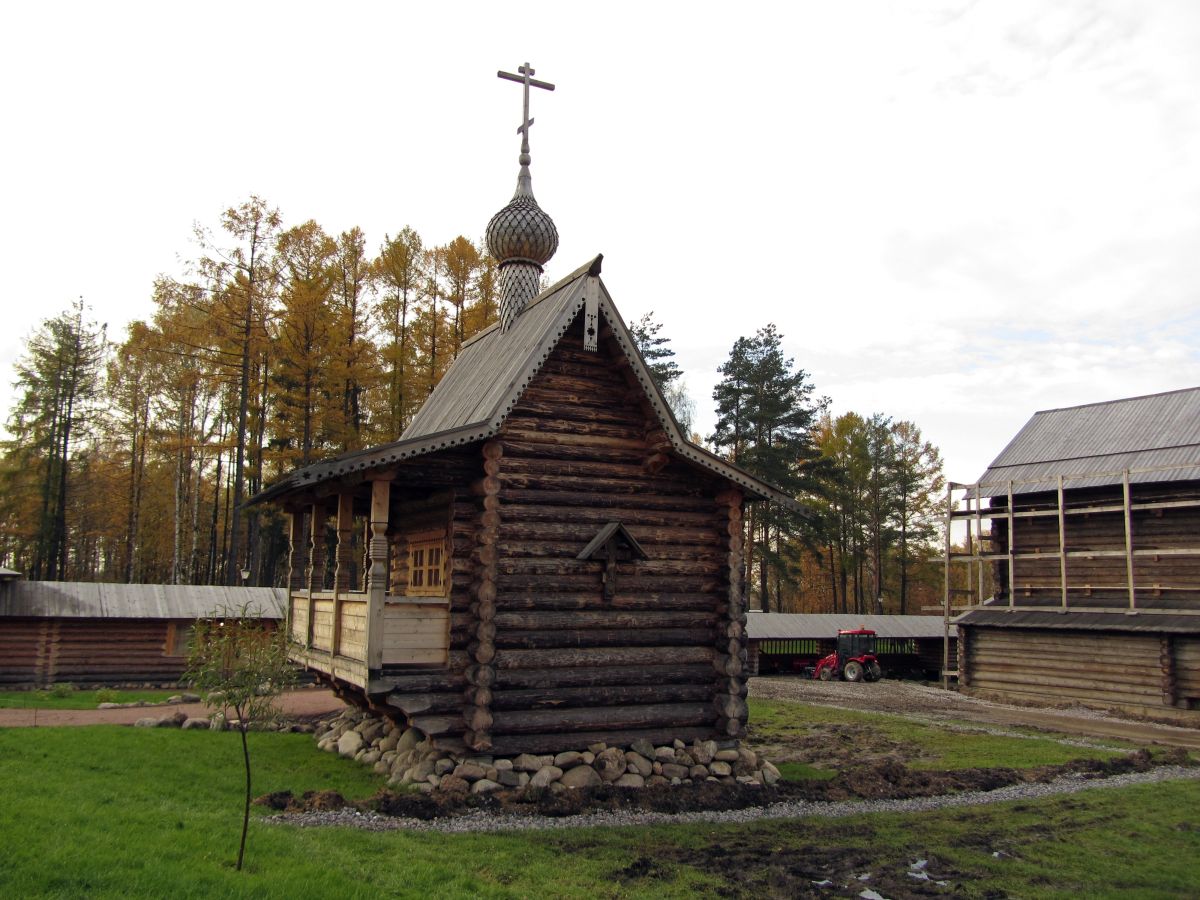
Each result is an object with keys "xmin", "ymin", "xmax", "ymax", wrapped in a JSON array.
[
  {"xmin": 0, "ymin": 617, "xmax": 188, "ymax": 685},
  {"xmin": 458, "ymin": 318, "xmax": 732, "ymax": 754},
  {"xmin": 964, "ymin": 626, "xmax": 1200, "ymax": 720}
]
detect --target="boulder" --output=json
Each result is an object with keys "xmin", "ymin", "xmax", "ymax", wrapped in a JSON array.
[
  {"xmin": 166, "ymin": 695, "xmax": 184, "ymax": 705},
  {"xmin": 182, "ymin": 717, "xmax": 210, "ymax": 730},
  {"xmin": 654, "ymin": 746, "xmax": 676, "ymax": 763},
  {"xmin": 439, "ymin": 775, "xmax": 469, "ymax": 795},
  {"xmin": 493, "ymin": 758, "xmax": 514, "ymax": 771},
  {"xmin": 690, "ymin": 765, "xmax": 709, "ymax": 780},
  {"xmin": 453, "ymin": 763, "xmax": 487, "ymax": 782},
  {"xmin": 624, "ymin": 752, "xmax": 653, "ymax": 778},
  {"xmin": 709, "ymin": 761, "xmax": 733, "ymax": 777},
  {"xmin": 587, "ymin": 742, "xmax": 607, "ymax": 755},
  {"xmin": 360, "ymin": 751, "xmax": 380, "ymax": 766},
  {"xmin": 134, "ymin": 717, "xmax": 159, "ymax": 728},
  {"xmin": 358, "ymin": 720, "xmax": 385, "ymax": 745},
  {"xmin": 470, "ymin": 779, "xmax": 502, "ymax": 794},
  {"xmin": 337, "ymin": 731, "xmax": 364, "ymax": 757},
  {"xmin": 714, "ymin": 749, "xmax": 740, "ymax": 763},
  {"xmin": 512, "ymin": 753, "xmax": 543, "ymax": 773},
  {"xmin": 497, "ymin": 769, "xmax": 522, "ymax": 788},
  {"xmin": 660, "ymin": 763, "xmax": 690, "ymax": 780},
  {"xmin": 760, "ymin": 760, "xmax": 781, "ymax": 786},
  {"xmin": 395, "ymin": 727, "xmax": 423, "ymax": 753},
  {"xmin": 630, "ymin": 739, "xmax": 655, "ymax": 758},
  {"xmin": 378, "ymin": 731, "xmax": 400, "ymax": 753},
  {"xmin": 691, "ymin": 740, "xmax": 716, "ymax": 764},
  {"xmin": 595, "ymin": 747, "xmax": 627, "ymax": 782},
  {"xmin": 553, "ymin": 751, "xmax": 583, "ymax": 770},
  {"xmin": 179, "ymin": 692, "xmax": 201, "ymax": 703},
  {"xmin": 97, "ymin": 702, "xmax": 120, "ymax": 710},
  {"xmin": 434, "ymin": 758, "xmax": 456, "ymax": 776},
  {"xmin": 614, "ymin": 773, "xmax": 645, "ymax": 789},
  {"xmin": 559, "ymin": 765, "xmax": 602, "ymax": 789},
  {"xmin": 158, "ymin": 711, "xmax": 187, "ymax": 727},
  {"xmin": 530, "ymin": 765, "xmax": 563, "ymax": 788}
]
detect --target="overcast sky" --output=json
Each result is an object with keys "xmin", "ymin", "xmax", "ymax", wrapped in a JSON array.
[{"xmin": 3, "ymin": 0, "xmax": 1198, "ymax": 483}]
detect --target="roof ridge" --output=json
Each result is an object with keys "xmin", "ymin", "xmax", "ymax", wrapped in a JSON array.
[{"xmin": 1033, "ymin": 384, "xmax": 1200, "ymax": 416}]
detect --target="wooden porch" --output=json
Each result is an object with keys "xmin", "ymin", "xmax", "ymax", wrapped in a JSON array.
[{"xmin": 283, "ymin": 479, "xmax": 450, "ymax": 693}]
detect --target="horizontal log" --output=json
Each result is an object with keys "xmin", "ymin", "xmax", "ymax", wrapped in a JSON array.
[
  {"xmin": 492, "ymin": 610, "xmax": 716, "ymax": 631},
  {"xmin": 495, "ymin": 662, "xmax": 717, "ymax": 690},
  {"xmin": 495, "ymin": 592, "xmax": 719, "ymax": 612},
  {"xmin": 499, "ymin": 521, "xmax": 721, "ymax": 545},
  {"xmin": 485, "ymin": 725, "xmax": 718, "ymax": 756},
  {"xmin": 495, "ymin": 627, "xmax": 716, "ymax": 650},
  {"xmin": 494, "ymin": 645, "xmax": 714, "ymax": 670},
  {"xmin": 490, "ymin": 702, "xmax": 714, "ymax": 736},
  {"xmin": 490, "ymin": 682, "xmax": 714, "ymax": 711},
  {"xmin": 386, "ymin": 692, "xmax": 463, "ymax": 716},
  {"xmin": 499, "ymin": 574, "xmax": 721, "ymax": 593},
  {"xmin": 378, "ymin": 671, "xmax": 466, "ymax": 692},
  {"xmin": 500, "ymin": 503, "xmax": 719, "ymax": 529},
  {"xmin": 503, "ymin": 416, "xmax": 642, "ymax": 441},
  {"xmin": 409, "ymin": 714, "xmax": 464, "ymax": 736},
  {"xmin": 498, "ymin": 559, "xmax": 722, "ymax": 577},
  {"xmin": 499, "ymin": 489, "xmax": 718, "ymax": 513}
]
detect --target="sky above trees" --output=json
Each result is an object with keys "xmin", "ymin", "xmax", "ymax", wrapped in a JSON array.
[{"xmin": 3, "ymin": 0, "xmax": 1198, "ymax": 482}]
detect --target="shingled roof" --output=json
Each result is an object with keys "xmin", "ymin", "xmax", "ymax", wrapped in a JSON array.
[
  {"xmin": 976, "ymin": 386, "xmax": 1200, "ymax": 497},
  {"xmin": 253, "ymin": 256, "xmax": 804, "ymax": 511}
]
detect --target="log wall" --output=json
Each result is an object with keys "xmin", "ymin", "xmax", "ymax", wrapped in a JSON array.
[
  {"xmin": 0, "ymin": 617, "xmax": 232, "ymax": 686},
  {"xmin": 963, "ymin": 626, "xmax": 1200, "ymax": 724},
  {"xmin": 454, "ymin": 316, "xmax": 740, "ymax": 754}
]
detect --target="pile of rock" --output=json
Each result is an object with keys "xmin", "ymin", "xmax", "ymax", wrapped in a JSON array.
[{"xmin": 315, "ymin": 708, "xmax": 781, "ymax": 794}]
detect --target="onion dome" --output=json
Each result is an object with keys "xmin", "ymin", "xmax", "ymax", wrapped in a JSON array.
[{"xmin": 490, "ymin": 63, "xmax": 558, "ymax": 332}]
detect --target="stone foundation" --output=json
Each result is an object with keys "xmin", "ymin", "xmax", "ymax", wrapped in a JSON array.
[{"xmin": 314, "ymin": 708, "xmax": 780, "ymax": 793}]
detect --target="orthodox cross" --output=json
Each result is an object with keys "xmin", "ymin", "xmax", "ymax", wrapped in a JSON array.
[{"xmin": 497, "ymin": 62, "xmax": 555, "ymax": 166}]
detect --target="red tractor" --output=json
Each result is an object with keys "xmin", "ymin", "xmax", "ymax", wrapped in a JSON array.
[{"xmin": 812, "ymin": 629, "xmax": 883, "ymax": 683}]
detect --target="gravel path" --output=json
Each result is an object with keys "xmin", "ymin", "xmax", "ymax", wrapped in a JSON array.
[{"xmin": 267, "ymin": 765, "xmax": 1200, "ymax": 834}]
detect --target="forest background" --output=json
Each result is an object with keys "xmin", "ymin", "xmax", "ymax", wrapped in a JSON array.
[{"xmin": 0, "ymin": 197, "xmax": 945, "ymax": 616}]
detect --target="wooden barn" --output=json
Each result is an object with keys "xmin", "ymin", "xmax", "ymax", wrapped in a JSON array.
[
  {"xmin": 950, "ymin": 387, "xmax": 1200, "ymax": 724},
  {"xmin": 0, "ymin": 580, "xmax": 284, "ymax": 686},
  {"xmin": 746, "ymin": 613, "xmax": 952, "ymax": 679},
  {"xmin": 251, "ymin": 66, "xmax": 802, "ymax": 755}
]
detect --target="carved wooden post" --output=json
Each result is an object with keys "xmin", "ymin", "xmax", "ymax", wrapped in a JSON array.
[
  {"xmin": 366, "ymin": 479, "xmax": 390, "ymax": 672},
  {"xmin": 465, "ymin": 440, "xmax": 502, "ymax": 751},
  {"xmin": 713, "ymin": 488, "xmax": 748, "ymax": 738},
  {"xmin": 305, "ymin": 504, "xmax": 327, "ymax": 649},
  {"xmin": 333, "ymin": 493, "xmax": 354, "ymax": 659},
  {"xmin": 285, "ymin": 509, "xmax": 308, "ymax": 645}
]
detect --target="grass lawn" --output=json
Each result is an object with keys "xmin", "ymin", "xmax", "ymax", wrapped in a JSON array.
[
  {"xmin": 1, "ymin": 708, "xmax": 1196, "ymax": 897},
  {"xmin": 0, "ymin": 689, "xmax": 181, "ymax": 710}
]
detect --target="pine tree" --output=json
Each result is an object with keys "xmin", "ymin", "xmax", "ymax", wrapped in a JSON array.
[{"xmin": 710, "ymin": 324, "xmax": 822, "ymax": 612}]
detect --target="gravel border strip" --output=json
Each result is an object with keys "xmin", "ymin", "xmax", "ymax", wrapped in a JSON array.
[{"xmin": 265, "ymin": 766, "xmax": 1200, "ymax": 834}]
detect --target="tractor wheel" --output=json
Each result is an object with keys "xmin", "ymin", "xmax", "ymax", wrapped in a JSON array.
[
  {"xmin": 867, "ymin": 661, "xmax": 883, "ymax": 682},
  {"xmin": 818, "ymin": 667, "xmax": 833, "ymax": 682},
  {"xmin": 843, "ymin": 660, "xmax": 864, "ymax": 683}
]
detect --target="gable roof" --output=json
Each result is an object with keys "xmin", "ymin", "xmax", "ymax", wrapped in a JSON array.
[
  {"xmin": 253, "ymin": 256, "xmax": 805, "ymax": 511},
  {"xmin": 976, "ymin": 386, "xmax": 1200, "ymax": 496},
  {"xmin": 0, "ymin": 581, "xmax": 286, "ymax": 620}
]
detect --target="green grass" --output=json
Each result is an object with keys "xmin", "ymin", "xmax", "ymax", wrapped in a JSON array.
[
  {"xmin": 0, "ymin": 725, "xmax": 1196, "ymax": 897},
  {"xmin": 748, "ymin": 698, "xmax": 1128, "ymax": 770},
  {"xmin": 0, "ymin": 689, "xmax": 181, "ymax": 710},
  {"xmin": 774, "ymin": 760, "xmax": 837, "ymax": 782}
]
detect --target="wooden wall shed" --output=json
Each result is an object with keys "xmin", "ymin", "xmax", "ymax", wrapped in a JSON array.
[
  {"xmin": 0, "ymin": 580, "xmax": 285, "ymax": 686},
  {"xmin": 951, "ymin": 388, "xmax": 1200, "ymax": 725},
  {"xmin": 252, "ymin": 257, "xmax": 803, "ymax": 755}
]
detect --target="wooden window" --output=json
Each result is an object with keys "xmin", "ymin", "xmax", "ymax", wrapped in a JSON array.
[{"xmin": 406, "ymin": 535, "xmax": 447, "ymax": 597}]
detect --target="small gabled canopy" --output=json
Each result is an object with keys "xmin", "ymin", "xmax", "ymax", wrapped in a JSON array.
[
  {"xmin": 252, "ymin": 255, "xmax": 806, "ymax": 513},
  {"xmin": 576, "ymin": 522, "xmax": 649, "ymax": 561}
]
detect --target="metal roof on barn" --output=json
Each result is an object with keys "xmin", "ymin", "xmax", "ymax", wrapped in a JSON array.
[
  {"xmin": 746, "ymin": 613, "xmax": 947, "ymax": 641},
  {"xmin": 976, "ymin": 386, "xmax": 1200, "ymax": 497},
  {"xmin": 252, "ymin": 256, "xmax": 805, "ymax": 512},
  {"xmin": 0, "ymin": 581, "xmax": 286, "ymax": 620}
]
